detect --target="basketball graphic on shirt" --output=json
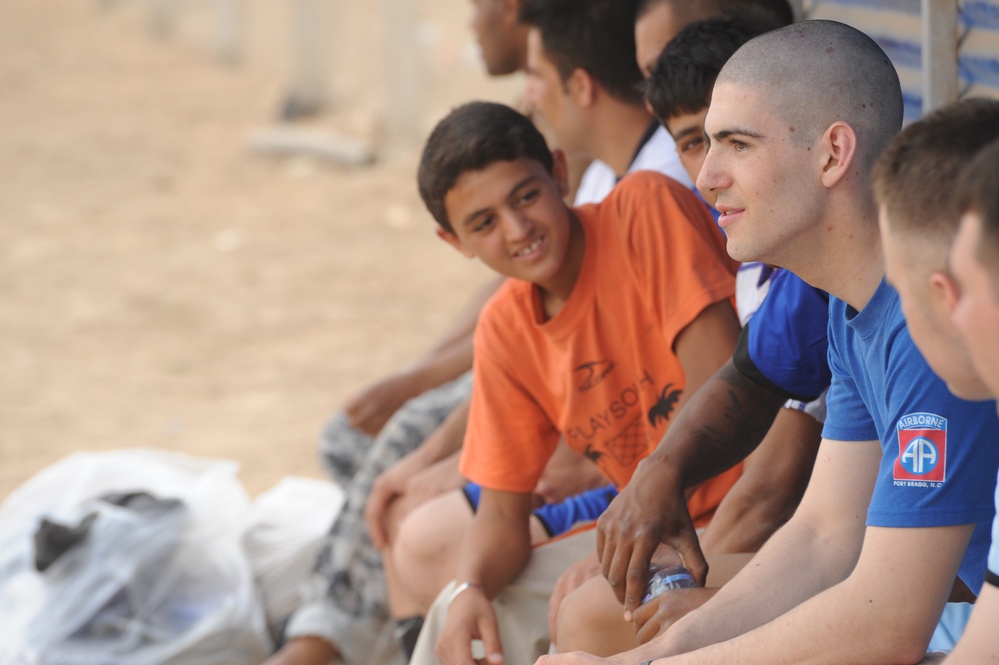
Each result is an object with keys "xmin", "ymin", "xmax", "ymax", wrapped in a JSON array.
[
  {"xmin": 893, "ymin": 412, "xmax": 947, "ymax": 483},
  {"xmin": 605, "ymin": 416, "xmax": 651, "ymax": 467}
]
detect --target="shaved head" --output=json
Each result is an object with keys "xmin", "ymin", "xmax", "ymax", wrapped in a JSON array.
[{"xmin": 719, "ymin": 20, "xmax": 902, "ymax": 175}]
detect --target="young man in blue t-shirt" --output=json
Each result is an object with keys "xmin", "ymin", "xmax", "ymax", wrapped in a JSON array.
[
  {"xmin": 946, "ymin": 137, "xmax": 999, "ymax": 665},
  {"xmin": 541, "ymin": 20, "xmax": 999, "ymax": 665},
  {"xmin": 873, "ymin": 97, "xmax": 999, "ymax": 662}
]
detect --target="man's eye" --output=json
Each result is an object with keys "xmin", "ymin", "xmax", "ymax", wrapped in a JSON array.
[
  {"xmin": 681, "ymin": 137, "xmax": 704, "ymax": 153},
  {"xmin": 475, "ymin": 216, "xmax": 495, "ymax": 232},
  {"xmin": 732, "ymin": 140, "xmax": 749, "ymax": 151}
]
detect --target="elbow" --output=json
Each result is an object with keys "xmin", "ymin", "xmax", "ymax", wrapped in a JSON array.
[
  {"xmin": 877, "ymin": 631, "xmax": 933, "ymax": 665},
  {"xmin": 859, "ymin": 608, "xmax": 937, "ymax": 665}
]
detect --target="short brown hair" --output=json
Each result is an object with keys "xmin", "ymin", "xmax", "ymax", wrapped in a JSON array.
[
  {"xmin": 955, "ymin": 138, "xmax": 999, "ymax": 297},
  {"xmin": 418, "ymin": 101, "xmax": 553, "ymax": 233},
  {"xmin": 873, "ymin": 97, "xmax": 999, "ymax": 245}
]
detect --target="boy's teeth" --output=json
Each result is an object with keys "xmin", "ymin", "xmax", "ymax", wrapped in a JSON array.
[{"xmin": 517, "ymin": 238, "xmax": 542, "ymax": 256}]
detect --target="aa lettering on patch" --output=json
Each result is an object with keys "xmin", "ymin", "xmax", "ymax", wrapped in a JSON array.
[{"xmin": 893, "ymin": 412, "xmax": 947, "ymax": 485}]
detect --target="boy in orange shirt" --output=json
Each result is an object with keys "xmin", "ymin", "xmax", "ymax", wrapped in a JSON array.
[{"xmin": 413, "ymin": 100, "xmax": 742, "ymax": 665}]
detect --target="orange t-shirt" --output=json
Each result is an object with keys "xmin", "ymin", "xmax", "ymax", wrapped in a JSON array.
[{"xmin": 460, "ymin": 171, "xmax": 742, "ymax": 527}]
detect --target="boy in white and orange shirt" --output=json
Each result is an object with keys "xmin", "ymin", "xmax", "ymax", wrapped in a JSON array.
[{"xmin": 411, "ymin": 100, "xmax": 743, "ymax": 665}]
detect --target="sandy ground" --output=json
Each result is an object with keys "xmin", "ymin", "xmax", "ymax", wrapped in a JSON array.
[{"xmin": 0, "ymin": 0, "xmax": 522, "ymax": 500}]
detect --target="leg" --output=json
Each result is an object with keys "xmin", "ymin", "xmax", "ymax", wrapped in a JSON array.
[
  {"xmin": 555, "ymin": 575, "xmax": 638, "ymax": 655},
  {"xmin": 410, "ymin": 528, "xmax": 597, "ymax": 665},
  {"xmin": 283, "ymin": 373, "xmax": 473, "ymax": 664},
  {"xmin": 553, "ymin": 551, "xmax": 754, "ymax": 656},
  {"xmin": 390, "ymin": 490, "xmax": 475, "ymax": 616},
  {"xmin": 317, "ymin": 409, "xmax": 374, "ymax": 487},
  {"xmin": 389, "ymin": 487, "xmax": 553, "ymax": 618}
]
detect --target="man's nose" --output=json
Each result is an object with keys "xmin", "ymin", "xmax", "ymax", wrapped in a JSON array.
[{"xmin": 696, "ymin": 150, "xmax": 724, "ymax": 193}]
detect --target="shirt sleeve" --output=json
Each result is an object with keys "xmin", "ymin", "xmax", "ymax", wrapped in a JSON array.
[
  {"xmin": 821, "ymin": 314, "xmax": 878, "ymax": 442},
  {"xmin": 865, "ymin": 326, "xmax": 997, "ymax": 528},
  {"xmin": 733, "ymin": 270, "xmax": 831, "ymax": 402},
  {"xmin": 614, "ymin": 171, "xmax": 736, "ymax": 350}
]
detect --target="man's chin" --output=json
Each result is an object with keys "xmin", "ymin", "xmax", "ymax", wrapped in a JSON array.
[{"xmin": 724, "ymin": 239, "xmax": 763, "ymax": 265}]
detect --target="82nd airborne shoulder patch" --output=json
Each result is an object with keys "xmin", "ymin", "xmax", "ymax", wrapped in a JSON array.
[{"xmin": 893, "ymin": 412, "xmax": 947, "ymax": 486}]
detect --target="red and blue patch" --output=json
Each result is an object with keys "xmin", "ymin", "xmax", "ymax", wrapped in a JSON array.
[{"xmin": 893, "ymin": 412, "xmax": 947, "ymax": 483}]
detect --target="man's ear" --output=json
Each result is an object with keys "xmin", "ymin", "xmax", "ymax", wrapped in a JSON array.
[
  {"xmin": 499, "ymin": 0, "xmax": 521, "ymax": 22},
  {"xmin": 552, "ymin": 149, "xmax": 570, "ymax": 199},
  {"xmin": 933, "ymin": 269, "xmax": 961, "ymax": 316},
  {"xmin": 565, "ymin": 67, "xmax": 595, "ymax": 108},
  {"xmin": 818, "ymin": 121, "xmax": 859, "ymax": 188},
  {"xmin": 436, "ymin": 227, "xmax": 476, "ymax": 259}
]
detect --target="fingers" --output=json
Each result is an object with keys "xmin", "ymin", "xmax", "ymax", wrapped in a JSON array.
[
  {"xmin": 478, "ymin": 611, "xmax": 505, "ymax": 665},
  {"xmin": 621, "ymin": 539, "xmax": 657, "ymax": 620},
  {"xmin": 635, "ymin": 615, "xmax": 660, "ymax": 645},
  {"xmin": 363, "ymin": 480, "xmax": 394, "ymax": 549},
  {"xmin": 595, "ymin": 518, "xmax": 608, "ymax": 564},
  {"xmin": 547, "ymin": 585, "xmax": 561, "ymax": 645},
  {"xmin": 634, "ymin": 599, "xmax": 663, "ymax": 645},
  {"xmin": 346, "ymin": 404, "xmax": 380, "ymax": 436},
  {"xmin": 669, "ymin": 528, "xmax": 708, "ymax": 587}
]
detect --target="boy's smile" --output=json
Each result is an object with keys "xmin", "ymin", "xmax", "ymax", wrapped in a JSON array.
[{"xmin": 438, "ymin": 154, "xmax": 584, "ymax": 315}]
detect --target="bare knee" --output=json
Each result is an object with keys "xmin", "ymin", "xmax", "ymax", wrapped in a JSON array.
[
  {"xmin": 391, "ymin": 491, "xmax": 472, "ymax": 614},
  {"xmin": 555, "ymin": 575, "xmax": 639, "ymax": 656}
]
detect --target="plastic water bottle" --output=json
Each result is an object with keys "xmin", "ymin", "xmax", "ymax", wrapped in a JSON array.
[{"xmin": 641, "ymin": 563, "xmax": 697, "ymax": 604}]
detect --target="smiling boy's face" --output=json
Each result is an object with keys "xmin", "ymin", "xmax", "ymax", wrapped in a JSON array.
[{"xmin": 437, "ymin": 154, "xmax": 579, "ymax": 295}]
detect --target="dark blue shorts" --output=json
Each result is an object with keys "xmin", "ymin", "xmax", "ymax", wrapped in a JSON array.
[{"xmin": 462, "ymin": 483, "xmax": 618, "ymax": 537}]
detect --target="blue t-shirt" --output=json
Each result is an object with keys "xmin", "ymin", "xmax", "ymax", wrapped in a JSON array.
[
  {"xmin": 823, "ymin": 278, "xmax": 999, "ymax": 593},
  {"xmin": 733, "ymin": 268, "xmax": 831, "ymax": 401}
]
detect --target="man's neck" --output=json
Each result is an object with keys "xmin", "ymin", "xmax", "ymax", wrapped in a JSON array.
[
  {"xmin": 589, "ymin": 101, "xmax": 655, "ymax": 178},
  {"xmin": 787, "ymin": 203, "xmax": 885, "ymax": 312}
]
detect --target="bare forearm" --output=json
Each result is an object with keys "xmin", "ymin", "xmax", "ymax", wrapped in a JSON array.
[
  {"xmin": 414, "ymin": 398, "xmax": 470, "ymax": 464},
  {"xmin": 940, "ymin": 583, "xmax": 999, "ymax": 664},
  {"xmin": 402, "ymin": 336, "xmax": 474, "ymax": 396},
  {"xmin": 662, "ymin": 514, "xmax": 854, "ymax": 657},
  {"xmin": 456, "ymin": 505, "xmax": 533, "ymax": 597},
  {"xmin": 698, "ymin": 409, "xmax": 822, "ymax": 554},
  {"xmin": 661, "ymin": 551, "xmax": 953, "ymax": 665},
  {"xmin": 425, "ymin": 276, "xmax": 504, "ymax": 356},
  {"xmin": 647, "ymin": 361, "xmax": 785, "ymax": 491},
  {"xmin": 696, "ymin": 493, "xmax": 793, "ymax": 554}
]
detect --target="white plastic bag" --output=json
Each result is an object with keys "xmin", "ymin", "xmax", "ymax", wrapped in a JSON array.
[
  {"xmin": 243, "ymin": 476, "xmax": 344, "ymax": 635},
  {"xmin": 0, "ymin": 448, "xmax": 272, "ymax": 665}
]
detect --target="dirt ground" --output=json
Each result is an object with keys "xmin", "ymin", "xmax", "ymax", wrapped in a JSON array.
[{"xmin": 0, "ymin": 0, "xmax": 521, "ymax": 500}]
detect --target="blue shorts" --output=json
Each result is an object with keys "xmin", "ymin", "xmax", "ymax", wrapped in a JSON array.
[{"xmin": 462, "ymin": 483, "xmax": 618, "ymax": 537}]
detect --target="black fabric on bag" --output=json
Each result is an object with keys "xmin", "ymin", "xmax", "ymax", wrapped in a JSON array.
[{"xmin": 32, "ymin": 491, "xmax": 183, "ymax": 572}]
